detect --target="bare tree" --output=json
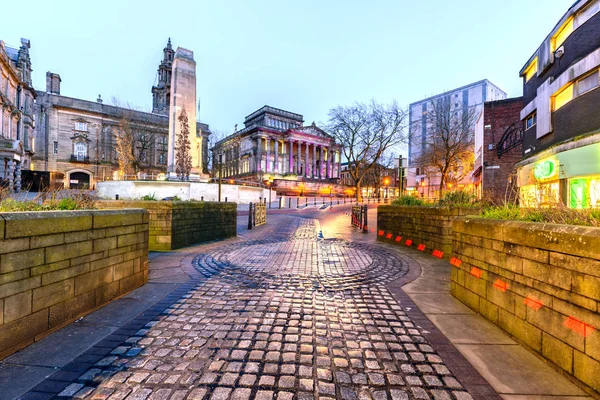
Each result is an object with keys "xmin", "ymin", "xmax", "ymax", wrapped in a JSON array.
[
  {"xmin": 413, "ymin": 95, "xmax": 478, "ymax": 199},
  {"xmin": 111, "ymin": 97, "xmax": 159, "ymax": 176},
  {"xmin": 327, "ymin": 100, "xmax": 408, "ymax": 201},
  {"xmin": 207, "ymin": 129, "xmax": 229, "ymax": 177},
  {"xmin": 175, "ymin": 108, "xmax": 193, "ymax": 181}
]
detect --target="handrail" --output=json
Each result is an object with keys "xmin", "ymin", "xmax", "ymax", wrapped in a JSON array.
[{"xmin": 497, "ymin": 122, "xmax": 524, "ymax": 158}]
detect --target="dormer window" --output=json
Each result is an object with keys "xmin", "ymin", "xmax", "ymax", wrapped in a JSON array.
[{"xmin": 74, "ymin": 121, "xmax": 87, "ymax": 132}]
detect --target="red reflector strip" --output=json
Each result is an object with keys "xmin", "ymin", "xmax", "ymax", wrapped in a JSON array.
[
  {"xmin": 563, "ymin": 316, "xmax": 595, "ymax": 337},
  {"xmin": 432, "ymin": 250, "xmax": 444, "ymax": 258},
  {"xmin": 395, "ymin": 236, "xmax": 402, "ymax": 242},
  {"xmin": 386, "ymin": 233, "xmax": 393, "ymax": 239},
  {"xmin": 493, "ymin": 279, "xmax": 508, "ymax": 292},
  {"xmin": 417, "ymin": 244, "xmax": 426, "ymax": 251},
  {"xmin": 524, "ymin": 296, "xmax": 544, "ymax": 311},
  {"xmin": 405, "ymin": 240, "xmax": 413, "ymax": 246},
  {"xmin": 450, "ymin": 257, "xmax": 462, "ymax": 267},
  {"xmin": 378, "ymin": 230, "xmax": 384, "ymax": 236},
  {"xmin": 470, "ymin": 267, "xmax": 482, "ymax": 278}
]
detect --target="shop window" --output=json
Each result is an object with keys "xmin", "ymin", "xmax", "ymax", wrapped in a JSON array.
[
  {"xmin": 553, "ymin": 84, "xmax": 574, "ymax": 111},
  {"xmin": 571, "ymin": 177, "xmax": 600, "ymax": 208},
  {"xmin": 520, "ymin": 182, "xmax": 560, "ymax": 207}
]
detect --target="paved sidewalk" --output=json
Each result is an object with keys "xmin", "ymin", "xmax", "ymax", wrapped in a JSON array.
[{"xmin": 1, "ymin": 207, "xmax": 593, "ymax": 400}]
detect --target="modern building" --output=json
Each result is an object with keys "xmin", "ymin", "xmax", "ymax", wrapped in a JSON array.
[
  {"xmin": 29, "ymin": 39, "xmax": 211, "ymax": 189},
  {"xmin": 473, "ymin": 97, "xmax": 524, "ymax": 203},
  {"xmin": 407, "ymin": 79, "xmax": 507, "ymax": 198},
  {"xmin": 516, "ymin": 0, "xmax": 600, "ymax": 208},
  {"xmin": 211, "ymin": 105, "xmax": 342, "ymax": 192},
  {"xmin": 0, "ymin": 38, "xmax": 36, "ymax": 190}
]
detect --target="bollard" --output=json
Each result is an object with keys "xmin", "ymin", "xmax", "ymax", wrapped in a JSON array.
[
  {"xmin": 363, "ymin": 205, "xmax": 368, "ymax": 233},
  {"xmin": 115, "ymin": 194, "xmax": 119, "ymax": 200},
  {"xmin": 225, "ymin": 197, "xmax": 228, "ymax": 202},
  {"xmin": 279, "ymin": 197, "xmax": 282, "ymax": 209},
  {"xmin": 201, "ymin": 196, "xmax": 204, "ymax": 201},
  {"xmin": 248, "ymin": 203, "xmax": 253, "ymax": 230},
  {"xmin": 314, "ymin": 197, "xmax": 316, "ymax": 206},
  {"xmin": 288, "ymin": 198, "xmax": 291, "ymax": 208}
]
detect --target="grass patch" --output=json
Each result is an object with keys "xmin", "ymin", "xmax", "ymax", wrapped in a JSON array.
[{"xmin": 481, "ymin": 204, "xmax": 600, "ymax": 227}]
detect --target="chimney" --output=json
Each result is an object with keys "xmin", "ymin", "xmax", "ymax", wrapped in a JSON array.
[{"xmin": 45, "ymin": 71, "xmax": 61, "ymax": 95}]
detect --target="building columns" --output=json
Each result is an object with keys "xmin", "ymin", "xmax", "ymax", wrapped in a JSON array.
[
  {"xmin": 296, "ymin": 141, "xmax": 301, "ymax": 175},
  {"xmin": 266, "ymin": 137, "xmax": 271, "ymax": 172},
  {"xmin": 256, "ymin": 137, "xmax": 262, "ymax": 172},
  {"xmin": 312, "ymin": 144, "xmax": 319, "ymax": 178},
  {"xmin": 289, "ymin": 139, "xmax": 294, "ymax": 174},
  {"xmin": 337, "ymin": 151, "xmax": 341, "ymax": 178},
  {"xmin": 326, "ymin": 148, "xmax": 331, "ymax": 179},
  {"xmin": 319, "ymin": 146, "xmax": 323, "ymax": 179},
  {"xmin": 304, "ymin": 142, "xmax": 309, "ymax": 177},
  {"xmin": 274, "ymin": 140, "xmax": 279, "ymax": 173}
]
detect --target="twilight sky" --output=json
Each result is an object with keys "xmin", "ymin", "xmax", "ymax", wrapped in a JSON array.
[{"xmin": 2, "ymin": 0, "xmax": 569, "ymax": 143}]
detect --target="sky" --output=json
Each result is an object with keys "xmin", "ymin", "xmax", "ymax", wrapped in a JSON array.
[{"xmin": 2, "ymin": 0, "xmax": 571, "ymax": 143}]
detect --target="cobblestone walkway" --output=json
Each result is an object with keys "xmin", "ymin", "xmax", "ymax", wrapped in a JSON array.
[{"xmin": 51, "ymin": 217, "xmax": 474, "ymax": 400}]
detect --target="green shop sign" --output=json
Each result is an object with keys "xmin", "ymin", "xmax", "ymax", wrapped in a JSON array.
[{"xmin": 533, "ymin": 160, "xmax": 556, "ymax": 180}]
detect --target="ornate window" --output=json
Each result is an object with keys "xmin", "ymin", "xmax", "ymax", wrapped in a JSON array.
[
  {"xmin": 157, "ymin": 136, "xmax": 168, "ymax": 165},
  {"xmin": 74, "ymin": 121, "xmax": 88, "ymax": 132},
  {"xmin": 75, "ymin": 142, "xmax": 87, "ymax": 161}
]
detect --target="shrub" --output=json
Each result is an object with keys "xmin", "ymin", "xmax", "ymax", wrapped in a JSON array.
[
  {"xmin": 141, "ymin": 192, "xmax": 157, "ymax": 201},
  {"xmin": 392, "ymin": 195, "xmax": 427, "ymax": 206},
  {"xmin": 482, "ymin": 204, "xmax": 600, "ymax": 227},
  {"xmin": 438, "ymin": 190, "xmax": 478, "ymax": 207}
]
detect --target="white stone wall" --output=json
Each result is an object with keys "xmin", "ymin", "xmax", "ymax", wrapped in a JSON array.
[{"xmin": 98, "ymin": 180, "xmax": 276, "ymax": 204}]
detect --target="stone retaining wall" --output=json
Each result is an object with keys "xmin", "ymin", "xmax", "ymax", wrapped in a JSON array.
[
  {"xmin": 97, "ymin": 201, "xmax": 237, "ymax": 251},
  {"xmin": 377, "ymin": 205, "xmax": 480, "ymax": 259},
  {"xmin": 451, "ymin": 217, "xmax": 600, "ymax": 393},
  {"xmin": 0, "ymin": 209, "xmax": 149, "ymax": 359}
]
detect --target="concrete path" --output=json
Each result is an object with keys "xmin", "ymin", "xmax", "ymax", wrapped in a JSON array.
[{"xmin": 0, "ymin": 207, "xmax": 593, "ymax": 400}]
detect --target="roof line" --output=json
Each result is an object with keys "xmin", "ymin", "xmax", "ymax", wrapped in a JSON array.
[{"xmin": 408, "ymin": 79, "xmax": 506, "ymax": 107}]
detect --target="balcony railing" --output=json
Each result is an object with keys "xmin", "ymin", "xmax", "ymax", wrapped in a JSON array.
[{"xmin": 70, "ymin": 155, "xmax": 90, "ymax": 163}]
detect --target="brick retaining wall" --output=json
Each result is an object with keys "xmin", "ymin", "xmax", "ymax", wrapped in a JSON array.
[
  {"xmin": 377, "ymin": 205, "xmax": 480, "ymax": 259},
  {"xmin": 451, "ymin": 217, "xmax": 600, "ymax": 393},
  {"xmin": 97, "ymin": 201, "xmax": 237, "ymax": 251},
  {"xmin": 0, "ymin": 209, "xmax": 149, "ymax": 359}
]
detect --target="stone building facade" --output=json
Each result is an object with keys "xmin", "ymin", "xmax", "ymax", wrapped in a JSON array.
[
  {"xmin": 212, "ymin": 106, "xmax": 342, "ymax": 185},
  {"xmin": 0, "ymin": 38, "xmax": 36, "ymax": 190},
  {"xmin": 516, "ymin": 0, "xmax": 600, "ymax": 208},
  {"xmin": 29, "ymin": 39, "xmax": 211, "ymax": 189}
]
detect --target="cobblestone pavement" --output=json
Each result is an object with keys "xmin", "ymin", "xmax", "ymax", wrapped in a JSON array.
[{"xmin": 46, "ymin": 216, "xmax": 474, "ymax": 400}]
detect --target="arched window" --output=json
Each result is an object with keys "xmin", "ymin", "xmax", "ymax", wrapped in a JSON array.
[{"xmin": 75, "ymin": 142, "xmax": 87, "ymax": 161}]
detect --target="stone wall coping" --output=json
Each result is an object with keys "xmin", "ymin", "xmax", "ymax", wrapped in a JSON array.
[
  {"xmin": 378, "ymin": 204, "xmax": 481, "ymax": 216},
  {"xmin": 454, "ymin": 216, "xmax": 600, "ymax": 260},
  {"xmin": 0, "ymin": 209, "xmax": 148, "ymax": 239}
]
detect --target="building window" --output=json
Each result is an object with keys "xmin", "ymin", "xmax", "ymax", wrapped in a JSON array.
[
  {"xmin": 552, "ymin": 17, "xmax": 574, "ymax": 51},
  {"xmin": 577, "ymin": 0, "xmax": 600, "ymax": 27},
  {"xmin": 525, "ymin": 112, "xmax": 537, "ymax": 130},
  {"xmin": 577, "ymin": 70, "xmax": 599, "ymax": 96},
  {"xmin": 53, "ymin": 141, "xmax": 58, "ymax": 155},
  {"xmin": 553, "ymin": 83, "xmax": 574, "ymax": 111},
  {"xmin": 157, "ymin": 136, "xmax": 167, "ymax": 165},
  {"xmin": 524, "ymin": 57, "xmax": 538, "ymax": 82},
  {"xmin": 74, "ymin": 142, "xmax": 87, "ymax": 161},
  {"xmin": 74, "ymin": 121, "xmax": 87, "ymax": 132}
]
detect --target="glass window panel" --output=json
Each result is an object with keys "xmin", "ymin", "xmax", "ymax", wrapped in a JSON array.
[
  {"xmin": 553, "ymin": 18, "xmax": 574, "ymax": 50},
  {"xmin": 554, "ymin": 84, "xmax": 574, "ymax": 110},
  {"xmin": 578, "ymin": 0, "xmax": 599, "ymax": 26},
  {"xmin": 578, "ymin": 72, "xmax": 599, "ymax": 95}
]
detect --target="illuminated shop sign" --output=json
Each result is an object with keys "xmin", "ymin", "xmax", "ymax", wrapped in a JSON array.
[{"xmin": 533, "ymin": 159, "xmax": 557, "ymax": 180}]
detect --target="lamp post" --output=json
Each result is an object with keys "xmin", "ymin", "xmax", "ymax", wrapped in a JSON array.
[
  {"xmin": 267, "ymin": 177, "xmax": 273, "ymax": 208},
  {"xmin": 218, "ymin": 152, "xmax": 223, "ymax": 202},
  {"xmin": 384, "ymin": 177, "xmax": 390, "ymax": 199},
  {"xmin": 299, "ymin": 182, "xmax": 304, "ymax": 197}
]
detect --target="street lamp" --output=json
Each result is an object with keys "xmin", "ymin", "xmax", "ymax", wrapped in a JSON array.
[
  {"xmin": 266, "ymin": 177, "xmax": 273, "ymax": 208},
  {"xmin": 384, "ymin": 177, "xmax": 390, "ymax": 199},
  {"xmin": 299, "ymin": 182, "xmax": 304, "ymax": 197}
]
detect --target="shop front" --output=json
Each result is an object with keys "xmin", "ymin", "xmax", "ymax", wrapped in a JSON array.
[{"xmin": 518, "ymin": 140, "xmax": 600, "ymax": 208}]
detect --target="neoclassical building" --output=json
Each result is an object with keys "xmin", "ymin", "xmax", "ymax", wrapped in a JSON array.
[
  {"xmin": 0, "ymin": 38, "xmax": 36, "ymax": 190},
  {"xmin": 29, "ymin": 39, "xmax": 211, "ymax": 189},
  {"xmin": 212, "ymin": 106, "xmax": 342, "ymax": 185}
]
